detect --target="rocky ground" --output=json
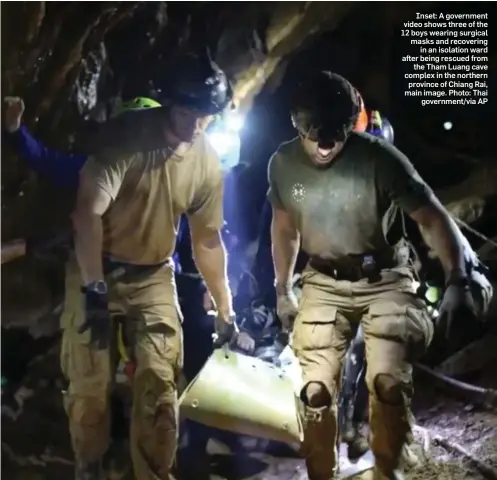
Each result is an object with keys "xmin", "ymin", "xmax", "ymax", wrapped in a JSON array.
[{"xmin": 1, "ymin": 343, "xmax": 496, "ymax": 480}]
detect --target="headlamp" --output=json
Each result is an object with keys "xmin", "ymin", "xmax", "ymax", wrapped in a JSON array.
[
  {"xmin": 225, "ymin": 111, "xmax": 244, "ymax": 132},
  {"xmin": 206, "ymin": 110, "xmax": 244, "ymax": 170}
]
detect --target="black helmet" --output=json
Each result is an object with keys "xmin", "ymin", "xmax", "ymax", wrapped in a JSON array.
[
  {"xmin": 158, "ymin": 52, "xmax": 232, "ymax": 115},
  {"xmin": 291, "ymin": 71, "xmax": 362, "ymax": 148},
  {"xmin": 367, "ymin": 110, "xmax": 395, "ymax": 143}
]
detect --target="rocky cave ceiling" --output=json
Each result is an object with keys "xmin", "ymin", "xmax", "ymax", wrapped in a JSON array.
[{"xmin": 1, "ymin": 1, "xmax": 496, "ymax": 331}]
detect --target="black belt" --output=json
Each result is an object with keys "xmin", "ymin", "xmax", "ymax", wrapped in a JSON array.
[
  {"xmin": 103, "ymin": 256, "xmax": 171, "ymax": 281},
  {"xmin": 309, "ymin": 252, "xmax": 398, "ymax": 283}
]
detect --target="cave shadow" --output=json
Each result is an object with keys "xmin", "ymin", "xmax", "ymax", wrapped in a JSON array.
[{"xmin": 211, "ymin": 453, "xmax": 268, "ymax": 480}]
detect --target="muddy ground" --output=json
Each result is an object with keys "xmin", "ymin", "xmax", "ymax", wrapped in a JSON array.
[{"xmin": 1, "ymin": 348, "xmax": 496, "ymax": 480}]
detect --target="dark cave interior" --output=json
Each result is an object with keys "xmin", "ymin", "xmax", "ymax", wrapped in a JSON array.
[{"xmin": 1, "ymin": 2, "xmax": 497, "ymax": 479}]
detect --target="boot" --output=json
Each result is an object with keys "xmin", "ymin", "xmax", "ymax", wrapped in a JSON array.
[
  {"xmin": 75, "ymin": 459, "xmax": 105, "ymax": 480},
  {"xmin": 303, "ymin": 405, "xmax": 338, "ymax": 480},
  {"xmin": 341, "ymin": 400, "xmax": 357, "ymax": 444},
  {"xmin": 400, "ymin": 442, "xmax": 423, "ymax": 469},
  {"xmin": 347, "ymin": 430, "xmax": 370, "ymax": 459}
]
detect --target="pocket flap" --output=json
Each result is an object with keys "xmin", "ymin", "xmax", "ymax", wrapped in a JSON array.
[
  {"xmin": 369, "ymin": 301, "xmax": 407, "ymax": 317},
  {"xmin": 299, "ymin": 305, "xmax": 338, "ymax": 324}
]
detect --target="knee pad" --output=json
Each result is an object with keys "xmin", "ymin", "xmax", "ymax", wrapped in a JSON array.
[
  {"xmin": 373, "ymin": 374, "xmax": 406, "ymax": 405},
  {"xmin": 302, "ymin": 381, "xmax": 332, "ymax": 408}
]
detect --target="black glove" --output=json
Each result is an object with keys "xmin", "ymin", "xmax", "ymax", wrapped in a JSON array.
[
  {"xmin": 78, "ymin": 289, "xmax": 111, "ymax": 350},
  {"xmin": 437, "ymin": 277, "xmax": 477, "ymax": 343},
  {"xmin": 212, "ymin": 313, "xmax": 239, "ymax": 349}
]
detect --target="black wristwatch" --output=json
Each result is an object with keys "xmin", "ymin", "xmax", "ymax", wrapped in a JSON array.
[{"xmin": 82, "ymin": 280, "xmax": 108, "ymax": 295}]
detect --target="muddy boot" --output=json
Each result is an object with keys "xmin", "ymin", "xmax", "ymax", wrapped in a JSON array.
[
  {"xmin": 75, "ymin": 459, "xmax": 105, "ymax": 480},
  {"xmin": 341, "ymin": 400, "xmax": 357, "ymax": 444},
  {"xmin": 303, "ymin": 405, "xmax": 339, "ymax": 480},
  {"xmin": 400, "ymin": 442, "xmax": 423, "ymax": 469},
  {"xmin": 347, "ymin": 430, "xmax": 369, "ymax": 459}
]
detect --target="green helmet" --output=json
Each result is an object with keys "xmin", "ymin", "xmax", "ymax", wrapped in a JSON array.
[{"xmin": 113, "ymin": 97, "xmax": 161, "ymax": 117}]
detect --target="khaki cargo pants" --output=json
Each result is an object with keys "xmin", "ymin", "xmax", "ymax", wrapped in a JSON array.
[
  {"xmin": 60, "ymin": 255, "xmax": 183, "ymax": 480},
  {"xmin": 292, "ymin": 266, "xmax": 434, "ymax": 479}
]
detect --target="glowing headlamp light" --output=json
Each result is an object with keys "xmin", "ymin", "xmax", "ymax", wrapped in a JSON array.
[
  {"xmin": 208, "ymin": 131, "xmax": 239, "ymax": 157},
  {"xmin": 225, "ymin": 112, "xmax": 244, "ymax": 132},
  {"xmin": 207, "ymin": 111, "xmax": 244, "ymax": 169}
]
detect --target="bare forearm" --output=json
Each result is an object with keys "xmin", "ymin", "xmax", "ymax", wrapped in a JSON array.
[
  {"xmin": 1, "ymin": 239, "xmax": 26, "ymax": 264},
  {"xmin": 73, "ymin": 212, "xmax": 105, "ymax": 284},
  {"xmin": 193, "ymin": 234, "xmax": 233, "ymax": 315},
  {"xmin": 417, "ymin": 211, "xmax": 465, "ymax": 278},
  {"xmin": 271, "ymin": 220, "xmax": 300, "ymax": 288}
]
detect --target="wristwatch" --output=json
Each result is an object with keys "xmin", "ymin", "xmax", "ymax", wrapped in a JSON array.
[{"xmin": 83, "ymin": 280, "xmax": 108, "ymax": 295}]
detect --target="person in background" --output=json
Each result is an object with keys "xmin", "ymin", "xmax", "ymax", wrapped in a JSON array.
[{"xmin": 3, "ymin": 96, "xmax": 166, "ymax": 188}]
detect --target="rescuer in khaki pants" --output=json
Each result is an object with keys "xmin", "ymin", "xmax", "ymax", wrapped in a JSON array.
[
  {"xmin": 269, "ymin": 72, "xmax": 477, "ymax": 479},
  {"xmin": 291, "ymin": 266, "xmax": 433, "ymax": 479},
  {"xmin": 65, "ymin": 53, "xmax": 237, "ymax": 480},
  {"xmin": 61, "ymin": 256, "xmax": 183, "ymax": 478}
]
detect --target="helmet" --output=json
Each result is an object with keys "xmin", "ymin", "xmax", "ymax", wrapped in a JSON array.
[
  {"xmin": 112, "ymin": 97, "xmax": 161, "ymax": 117},
  {"xmin": 291, "ymin": 71, "xmax": 363, "ymax": 148},
  {"xmin": 366, "ymin": 110, "xmax": 395, "ymax": 143},
  {"xmin": 158, "ymin": 52, "xmax": 233, "ymax": 115},
  {"xmin": 354, "ymin": 94, "xmax": 368, "ymax": 132}
]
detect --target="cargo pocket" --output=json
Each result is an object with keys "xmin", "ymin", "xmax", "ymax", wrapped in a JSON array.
[
  {"xmin": 60, "ymin": 310, "xmax": 101, "ymax": 383},
  {"xmin": 293, "ymin": 305, "xmax": 338, "ymax": 352},
  {"xmin": 367, "ymin": 301, "xmax": 433, "ymax": 361},
  {"xmin": 405, "ymin": 305, "xmax": 434, "ymax": 360}
]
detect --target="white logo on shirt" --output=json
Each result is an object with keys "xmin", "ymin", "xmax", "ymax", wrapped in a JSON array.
[{"xmin": 292, "ymin": 183, "xmax": 306, "ymax": 203}]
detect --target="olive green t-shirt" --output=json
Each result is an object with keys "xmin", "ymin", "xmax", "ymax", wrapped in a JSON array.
[{"xmin": 267, "ymin": 132, "xmax": 433, "ymax": 260}]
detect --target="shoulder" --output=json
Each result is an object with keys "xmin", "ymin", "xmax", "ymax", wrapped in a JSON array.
[
  {"xmin": 345, "ymin": 131, "xmax": 388, "ymax": 155},
  {"xmin": 275, "ymin": 136, "xmax": 301, "ymax": 160},
  {"xmin": 348, "ymin": 132, "xmax": 414, "ymax": 172},
  {"xmin": 197, "ymin": 132, "xmax": 221, "ymax": 168},
  {"xmin": 354, "ymin": 132, "xmax": 408, "ymax": 162},
  {"xmin": 269, "ymin": 136, "xmax": 301, "ymax": 175},
  {"xmin": 84, "ymin": 149, "xmax": 142, "ymax": 183},
  {"xmin": 190, "ymin": 133, "xmax": 223, "ymax": 186},
  {"xmin": 92, "ymin": 148, "xmax": 141, "ymax": 170}
]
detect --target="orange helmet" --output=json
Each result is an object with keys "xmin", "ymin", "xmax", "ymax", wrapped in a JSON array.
[{"xmin": 353, "ymin": 94, "xmax": 368, "ymax": 132}]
